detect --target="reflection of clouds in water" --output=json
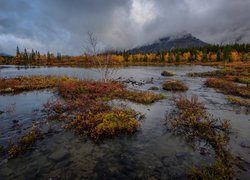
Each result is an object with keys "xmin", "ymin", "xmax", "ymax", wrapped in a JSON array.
[{"xmin": 0, "ymin": 65, "xmax": 249, "ymax": 178}]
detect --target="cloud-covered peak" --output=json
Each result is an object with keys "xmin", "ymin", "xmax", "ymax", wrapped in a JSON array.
[{"xmin": 0, "ymin": 0, "xmax": 250, "ymax": 55}]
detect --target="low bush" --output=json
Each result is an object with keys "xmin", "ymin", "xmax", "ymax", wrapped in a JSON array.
[
  {"xmin": 227, "ymin": 96, "xmax": 250, "ymax": 107},
  {"xmin": 162, "ymin": 80, "xmax": 188, "ymax": 92},
  {"xmin": 0, "ymin": 76, "xmax": 78, "ymax": 94},
  {"xmin": 71, "ymin": 109, "xmax": 139, "ymax": 140},
  {"xmin": 205, "ymin": 78, "xmax": 250, "ymax": 98}
]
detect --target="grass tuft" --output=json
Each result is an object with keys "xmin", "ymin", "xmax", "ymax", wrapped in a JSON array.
[{"xmin": 163, "ymin": 80, "xmax": 188, "ymax": 92}]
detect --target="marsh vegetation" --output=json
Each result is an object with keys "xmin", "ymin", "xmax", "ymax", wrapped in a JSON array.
[{"xmin": 0, "ymin": 65, "xmax": 249, "ymax": 179}]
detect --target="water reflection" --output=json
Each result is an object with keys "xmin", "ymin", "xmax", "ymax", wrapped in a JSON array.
[{"xmin": 0, "ymin": 65, "xmax": 249, "ymax": 179}]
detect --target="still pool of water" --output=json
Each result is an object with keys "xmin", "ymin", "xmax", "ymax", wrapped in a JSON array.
[{"xmin": 0, "ymin": 65, "xmax": 249, "ymax": 179}]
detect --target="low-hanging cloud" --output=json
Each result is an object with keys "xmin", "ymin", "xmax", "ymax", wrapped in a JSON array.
[{"xmin": 0, "ymin": 0, "xmax": 250, "ymax": 55}]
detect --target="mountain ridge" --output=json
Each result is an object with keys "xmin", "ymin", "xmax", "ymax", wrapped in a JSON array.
[{"xmin": 128, "ymin": 34, "xmax": 208, "ymax": 53}]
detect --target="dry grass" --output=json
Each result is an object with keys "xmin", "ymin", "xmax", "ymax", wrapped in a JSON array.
[
  {"xmin": 205, "ymin": 78, "xmax": 250, "ymax": 98},
  {"xmin": 162, "ymin": 80, "xmax": 188, "ymax": 92},
  {"xmin": 8, "ymin": 126, "xmax": 43, "ymax": 159},
  {"xmin": 167, "ymin": 95, "xmax": 233, "ymax": 179},
  {"xmin": 0, "ymin": 76, "xmax": 78, "ymax": 94}
]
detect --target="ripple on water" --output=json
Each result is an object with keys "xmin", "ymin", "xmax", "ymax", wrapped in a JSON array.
[{"xmin": 0, "ymin": 65, "xmax": 249, "ymax": 179}]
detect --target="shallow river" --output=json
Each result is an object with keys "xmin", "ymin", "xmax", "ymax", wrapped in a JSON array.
[{"xmin": 0, "ymin": 65, "xmax": 249, "ymax": 179}]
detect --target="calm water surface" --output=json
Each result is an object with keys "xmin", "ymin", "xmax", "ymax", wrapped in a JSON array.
[{"xmin": 0, "ymin": 65, "xmax": 249, "ymax": 179}]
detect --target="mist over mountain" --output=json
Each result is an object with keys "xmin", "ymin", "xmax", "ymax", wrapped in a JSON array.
[
  {"xmin": 0, "ymin": 0, "xmax": 249, "ymax": 55},
  {"xmin": 0, "ymin": 52, "xmax": 12, "ymax": 57},
  {"xmin": 128, "ymin": 34, "xmax": 208, "ymax": 53}
]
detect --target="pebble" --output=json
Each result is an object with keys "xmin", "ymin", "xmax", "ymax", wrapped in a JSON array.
[
  {"xmin": 175, "ymin": 152, "xmax": 188, "ymax": 160},
  {"xmin": 167, "ymin": 166, "xmax": 185, "ymax": 179},
  {"xmin": 12, "ymin": 119, "xmax": 19, "ymax": 124},
  {"xmin": 49, "ymin": 148, "xmax": 70, "ymax": 162},
  {"xmin": 240, "ymin": 142, "xmax": 250, "ymax": 149}
]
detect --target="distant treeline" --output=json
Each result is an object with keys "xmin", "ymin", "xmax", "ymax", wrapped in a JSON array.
[{"xmin": 0, "ymin": 44, "xmax": 249, "ymax": 66}]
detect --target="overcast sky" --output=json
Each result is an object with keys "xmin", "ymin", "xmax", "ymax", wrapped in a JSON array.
[{"xmin": 0, "ymin": 0, "xmax": 250, "ymax": 55}]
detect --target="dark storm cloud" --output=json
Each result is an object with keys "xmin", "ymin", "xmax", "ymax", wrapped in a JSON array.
[{"xmin": 0, "ymin": 0, "xmax": 250, "ymax": 55}]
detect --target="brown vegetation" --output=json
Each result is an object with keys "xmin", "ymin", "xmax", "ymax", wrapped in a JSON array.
[
  {"xmin": 205, "ymin": 78, "xmax": 250, "ymax": 98},
  {"xmin": 227, "ymin": 96, "xmax": 250, "ymax": 107},
  {"xmin": 0, "ymin": 76, "xmax": 78, "ymax": 94},
  {"xmin": 167, "ymin": 95, "xmax": 233, "ymax": 179},
  {"xmin": 43, "ymin": 77, "xmax": 165, "ymax": 140},
  {"xmin": 162, "ymin": 80, "xmax": 188, "ymax": 91},
  {"xmin": 8, "ymin": 126, "xmax": 43, "ymax": 159}
]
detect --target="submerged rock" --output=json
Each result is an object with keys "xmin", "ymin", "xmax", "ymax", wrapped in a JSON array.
[
  {"xmin": 0, "ymin": 167, "xmax": 13, "ymax": 176},
  {"xmin": 0, "ymin": 110, "xmax": 3, "ymax": 115},
  {"xmin": 240, "ymin": 142, "xmax": 250, "ymax": 149},
  {"xmin": 12, "ymin": 120, "xmax": 19, "ymax": 124},
  {"xmin": 167, "ymin": 166, "xmax": 185, "ymax": 179},
  {"xmin": 175, "ymin": 152, "xmax": 189, "ymax": 160},
  {"xmin": 148, "ymin": 86, "xmax": 159, "ymax": 90},
  {"xmin": 49, "ymin": 148, "xmax": 70, "ymax": 162},
  {"xmin": 161, "ymin": 71, "xmax": 175, "ymax": 76}
]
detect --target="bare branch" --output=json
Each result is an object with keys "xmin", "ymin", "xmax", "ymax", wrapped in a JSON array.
[{"xmin": 84, "ymin": 32, "xmax": 119, "ymax": 82}]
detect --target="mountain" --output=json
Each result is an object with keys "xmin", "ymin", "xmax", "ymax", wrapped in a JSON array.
[
  {"xmin": 0, "ymin": 52, "xmax": 12, "ymax": 57},
  {"xmin": 128, "ymin": 33, "xmax": 208, "ymax": 53}
]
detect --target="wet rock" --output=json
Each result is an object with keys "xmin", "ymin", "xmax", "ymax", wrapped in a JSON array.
[
  {"xmin": 199, "ymin": 147, "xmax": 210, "ymax": 155},
  {"xmin": 167, "ymin": 166, "xmax": 185, "ymax": 179},
  {"xmin": 160, "ymin": 172, "xmax": 169, "ymax": 180},
  {"xmin": 108, "ymin": 166, "xmax": 118, "ymax": 173},
  {"xmin": 0, "ymin": 159, "xmax": 8, "ymax": 166},
  {"xmin": 12, "ymin": 119, "xmax": 19, "ymax": 124},
  {"xmin": 161, "ymin": 156, "xmax": 178, "ymax": 167},
  {"xmin": 145, "ymin": 77, "xmax": 154, "ymax": 84},
  {"xmin": 55, "ymin": 159, "xmax": 72, "ymax": 169},
  {"xmin": 161, "ymin": 71, "xmax": 175, "ymax": 77},
  {"xmin": 148, "ymin": 86, "xmax": 159, "ymax": 91},
  {"xmin": 80, "ymin": 142, "xmax": 93, "ymax": 154},
  {"xmin": 155, "ymin": 161, "xmax": 163, "ymax": 168},
  {"xmin": 2, "ymin": 88, "xmax": 14, "ymax": 93},
  {"xmin": 175, "ymin": 152, "xmax": 188, "ymax": 160},
  {"xmin": 240, "ymin": 142, "xmax": 250, "ymax": 149},
  {"xmin": 122, "ymin": 78, "xmax": 145, "ymax": 86},
  {"xmin": 49, "ymin": 148, "xmax": 70, "ymax": 162}
]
